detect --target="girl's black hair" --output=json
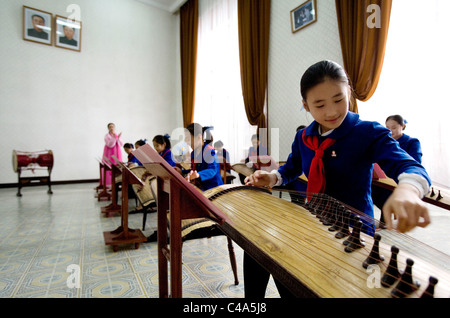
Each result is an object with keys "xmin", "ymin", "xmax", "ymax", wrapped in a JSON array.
[
  {"xmin": 186, "ymin": 123, "xmax": 215, "ymax": 143},
  {"xmin": 135, "ymin": 139, "xmax": 147, "ymax": 147},
  {"xmin": 300, "ymin": 60, "xmax": 351, "ymax": 100},
  {"xmin": 123, "ymin": 143, "xmax": 134, "ymax": 149},
  {"xmin": 386, "ymin": 115, "xmax": 407, "ymax": 129},
  {"xmin": 153, "ymin": 134, "xmax": 172, "ymax": 149},
  {"xmin": 186, "ymin": 123, "xmax": 202, "ymax": 137}
]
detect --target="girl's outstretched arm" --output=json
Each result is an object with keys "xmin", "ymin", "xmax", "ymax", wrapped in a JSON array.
[{"xmin": 382, "ymin": 183, "xmax": 430, "ymax": 233}]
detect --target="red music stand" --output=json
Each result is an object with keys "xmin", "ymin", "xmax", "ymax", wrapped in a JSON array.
[
  {"xmin": 103, "ymin": 162, "xmax": 147, "ymax": 252},
  {"xmin": 133, "ymin": 144, "xmax": 229, "ymax": 298}
]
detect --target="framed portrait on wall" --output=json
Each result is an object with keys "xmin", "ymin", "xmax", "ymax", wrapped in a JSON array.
[
  {"xmin": 290, "ymin": 0, "xmax": 317, "ymax": 33},
  {"xmin": 23, "ymin": 6, "xmax": 53, "ymax": 45},
  {"xmin": 54, "ymin": 15, "xmax": 82, "ymax": 52}
]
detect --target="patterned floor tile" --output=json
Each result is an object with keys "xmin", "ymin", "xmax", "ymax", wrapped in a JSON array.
[
  {"xmin": 13, "ymin": 268, "xmax": 72, "ymax": 297},
  {"xmin": 81, "ymin": 274, "xmax": 146, "ymax": 298}
]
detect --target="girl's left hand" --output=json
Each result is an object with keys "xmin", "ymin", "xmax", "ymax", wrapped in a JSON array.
[{"xmin": 382, "ymin": 183, "xmax": 430, "ymax": 233}]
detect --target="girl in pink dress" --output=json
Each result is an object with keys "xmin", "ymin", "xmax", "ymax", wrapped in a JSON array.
[{"xmin": 101, "ymin": 123, "xmax": 123, "ymax": 186}]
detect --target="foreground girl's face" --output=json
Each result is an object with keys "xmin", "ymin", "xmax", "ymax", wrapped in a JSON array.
[{"xmin": 303, "ymin": 78, "xmax": 350, "ymax": 134}]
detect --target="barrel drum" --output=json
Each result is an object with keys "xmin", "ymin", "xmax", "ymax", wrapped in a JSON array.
[{"xmin": 12, "ymin": 150, "xmax": 54, "ymax": 196}]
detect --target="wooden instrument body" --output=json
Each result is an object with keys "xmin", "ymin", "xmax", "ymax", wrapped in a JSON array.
[{"xmin": 205, "ymin": 184, "xmax": 450, "ymax": 298}]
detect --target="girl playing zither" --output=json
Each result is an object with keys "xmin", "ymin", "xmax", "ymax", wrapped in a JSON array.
[{"xmin": 244, "ymin": 60, "xmax": 431, "ymax": 297}]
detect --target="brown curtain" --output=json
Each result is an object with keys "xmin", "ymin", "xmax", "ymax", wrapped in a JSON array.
[
  {"xmin": 237, "ymin": 0, "xmax": 271, "ymax": 130},
  {"xmin": 180, "ymin": 0, "xmax": 199, "ymax": 127},
  {"xmin": 335, "ymin": 0, "xmax": 392, "ymax": 113}
]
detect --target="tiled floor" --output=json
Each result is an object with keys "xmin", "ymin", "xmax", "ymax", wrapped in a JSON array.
[
  {"xmin": 0, "ymin": 183, "xmax": 279, "ymax": 298},
  {"xmin": 1, "ymin": 182, "xmax": 449, "ymax": 298}
]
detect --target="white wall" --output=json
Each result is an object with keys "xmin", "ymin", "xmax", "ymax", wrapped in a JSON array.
[
  {"xmin": 268, "ymin": 0, "xmax": 343, "ymax": 161},
  {"xmin": 0, "ymin": 0, "xmax": 183, "ymax": 184}
]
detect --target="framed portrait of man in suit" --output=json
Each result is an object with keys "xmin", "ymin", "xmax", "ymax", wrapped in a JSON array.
[
  {"xmin": 23, "ymin": 6, "xmax": 53, "ymax": 45},
  {"xmin": 290, "ymin": 0, "xmax": 317, "ymax": 33},
  {"xmin": 55, "ymin": 15, "xmax": 82, "ymax": 52}
]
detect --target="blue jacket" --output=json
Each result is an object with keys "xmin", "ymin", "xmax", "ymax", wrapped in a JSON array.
[
  {"xmin": 397, "ymin": 134, "xmax": 422, "ymax": 163},
  {"xmin": 160, "ymin": 149, "xmax": 177, "ymax": 167},
  {"xmin": 278, "ymin": 112, "xmax": 431, "ymax": 233},
  {"xmin": 191, "ymin": 144, "xmax": 224, "ymax": 191}
]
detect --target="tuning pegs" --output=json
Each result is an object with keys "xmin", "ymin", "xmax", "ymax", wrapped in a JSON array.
[
  {"xmin": 381, "ymin": 245, "xmax": 401, "ymax": 287},
  {"xmin": 362, "ymin": 233, "xmax": 385, "ymax": 269},
  {"xmin": 421, "ymin": 276, "xmax": 439, "ymax": 298},
  {"xmin": 391, "ymin": 258, "xmax": 421, "ymax": 298},
  {"xmin": 437, "ymin": 190, "xmax": 443, "ymax": 201},
  {"xmin": 343, "ymin": 216, "xmax": 365, "ymax": 253},
  {"xmin": 328, "ymin": 205, "xmax": 344, "ymax": 232},
  {"xmin": 335, "ymin": 209, "xmax": 351, "ymax": 239}
]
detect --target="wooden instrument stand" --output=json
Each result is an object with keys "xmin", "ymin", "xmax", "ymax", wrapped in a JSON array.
[
  {"xmin": 103, "ymin": 163, "xmax": 147, "ymax": 252},
  {"xmin": 16, "ymin": 171, "xmax": 53, "ymax": 197},
  {"xmin": 100, "ymin": 157, "xmax": 122, "ymax": 214},
  {"xmin": 134, "ymin": 144, "xmax": 228, "ymax": 298},
  {"xmin": 96, "ymin": 157, "xmax": 112, "ymax": 201}
]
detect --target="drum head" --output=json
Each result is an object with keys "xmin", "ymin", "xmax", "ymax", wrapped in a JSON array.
[{"xmin": 12, "ymin": 150, "xmax": 18, "ymax": 172}]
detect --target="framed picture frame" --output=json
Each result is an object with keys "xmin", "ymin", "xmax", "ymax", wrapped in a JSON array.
[
  {"xmin": 23, "ymin": 6, "xmax": 53, "ymax": 45},
  {"xmin": 290, "ymin": 0, "xmax": 317, "ymax": 33},
  {"xmin": 54, "ymin": 15, "xmax": 82, "ymax": 52}
]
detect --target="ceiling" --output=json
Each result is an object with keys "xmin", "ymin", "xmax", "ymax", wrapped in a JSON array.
[{"xmin": 135, "ymin": 0, "xmax": 188, "ymax": 13}]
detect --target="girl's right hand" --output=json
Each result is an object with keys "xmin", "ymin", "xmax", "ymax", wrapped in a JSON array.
[{"xmin": 244, "ymin": 170, "xmax": 277, "ymax": 188}]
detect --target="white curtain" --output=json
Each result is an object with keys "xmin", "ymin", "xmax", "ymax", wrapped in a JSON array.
[
  {"xmin": 194, "ymin": 0, "xmax": 256, "ymax": 164},
  {"xmin": 359, "ymin": 0, "xmax": 450, "ymax": 188}
]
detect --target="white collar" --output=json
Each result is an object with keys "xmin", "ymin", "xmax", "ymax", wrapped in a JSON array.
[{"xmin": 318, "ymin": 126, "xmax": 335, "ymax": 137}]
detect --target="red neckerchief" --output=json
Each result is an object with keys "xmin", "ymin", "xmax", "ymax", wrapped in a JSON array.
[{"xmin": 302, "ymin": 130, "xmax": 336, "ymax": 200}]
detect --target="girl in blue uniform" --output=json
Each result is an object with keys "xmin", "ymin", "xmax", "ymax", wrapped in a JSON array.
[
  {"xmin": 185, "ymin": 123, "xmax": 224, "ymax": 191},
  {"xmin": 152, "ymin": 134, "xmax": 177, "ymax": 167},
  {"xmin": 123, "ymin": 143, "xmax": 142, "ymax": 167},
  {"xmin": 244, "ymin": 60, "xmax": 431, "ymax": 298},
  {"xmin": 385, "ymin": 115, "xmax": 423, "ymax": 163},
  {"xmin": 373, "ymin": 115, "xmax": 424, "ymax": 226}
]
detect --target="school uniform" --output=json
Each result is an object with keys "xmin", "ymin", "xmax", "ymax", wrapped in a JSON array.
[
  {"xmin": 191, "ymin": 144, "xmax": 224, "ymax": 191},
  {"xmin": 128, "ymin": 153, "xmax": 142, "ymax": 166},
  {"xmin": 397, "ymin": 134, "xmax": 423, "ymax": 163},
  {"xmin": 159, "ymin": 149, "xmax": 176, "ymax": 167},
  {"xmin": 277, "ymin": 111, "xmax": 430, "ymax": 233}
]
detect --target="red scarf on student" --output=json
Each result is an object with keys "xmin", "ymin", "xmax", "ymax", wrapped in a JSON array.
[{"xmin": 302, "ymin": 130, "xmax": 336, "ymax": 200}]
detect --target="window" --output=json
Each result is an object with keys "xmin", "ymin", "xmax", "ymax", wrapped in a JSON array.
[
  {"xmin": 360, "ymin": 0, "xmax": 450, "ymax": 188},
  {"xmin": 194, "ymin": 0, "xmax": 256, "ymax": 164}
]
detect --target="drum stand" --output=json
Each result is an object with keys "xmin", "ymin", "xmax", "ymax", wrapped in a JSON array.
[{"xmin": 16, "ymin": 167, "xmax": 53, "ymax": 197}]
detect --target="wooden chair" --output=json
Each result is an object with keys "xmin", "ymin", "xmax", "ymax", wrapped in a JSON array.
[{"xmin": 218, "ymin": 155, "xmax": 235, "ymax": 184}]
